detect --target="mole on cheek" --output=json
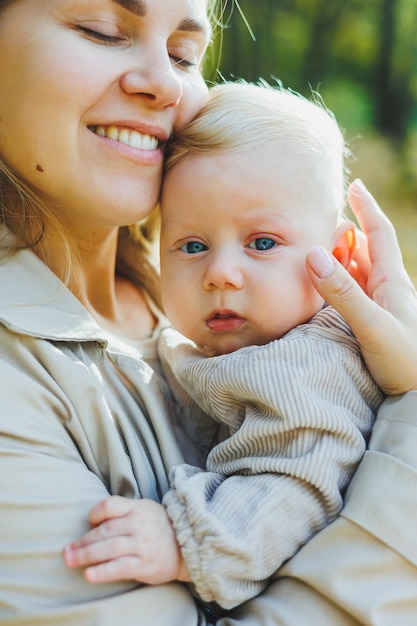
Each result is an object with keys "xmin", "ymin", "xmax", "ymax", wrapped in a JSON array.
[{"xmin": 36, "ymin": 164, "xmax": 44, "ymax": 172}]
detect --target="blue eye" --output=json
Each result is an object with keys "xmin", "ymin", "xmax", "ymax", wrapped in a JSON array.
[
  {"xmin": 180, "ymin": 241, "xmax": 208, "ymax": 254},
  {"xmin": 248, "ymin": 238, "xmax": 276, "ymax": 251}
]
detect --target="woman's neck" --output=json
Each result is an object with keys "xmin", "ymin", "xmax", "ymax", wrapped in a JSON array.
[{"xmin": 41, "ymin": 227, "xmax": 156, "ymax": 340}]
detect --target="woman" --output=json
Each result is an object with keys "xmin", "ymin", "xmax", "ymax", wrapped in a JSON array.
[
  {"xmin": 0, "ymin": 1, "xmax": 416, "ymax": 625},
  {"xmin": 0, "ymin": 1, "xmax": 215, "ymax": 624}
]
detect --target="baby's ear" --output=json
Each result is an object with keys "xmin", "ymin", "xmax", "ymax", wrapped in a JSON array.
[{"xmin": 332, "ymin": 221, "xmax": 357, "ymax": 268}]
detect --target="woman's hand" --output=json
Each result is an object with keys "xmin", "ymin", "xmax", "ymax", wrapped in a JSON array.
[
  {"xmin": 64, "ymin": 496, "xmax": 190, "ymax": 585},
  {"xmin": 306, "ymin": 179, "xmax": 417, "ymax": 395}
]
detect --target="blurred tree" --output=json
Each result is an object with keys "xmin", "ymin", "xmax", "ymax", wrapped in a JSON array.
[
  {"xmin": 301, "ymin": 0, "xmax": 348, "ymax": 88},
  {"xmin": 209, "ymin": 0, "xmax": 417, "ymax": 142},
  {"xmin": 374, "ymin": 0, "xmax": 417, "ymax": 139}
]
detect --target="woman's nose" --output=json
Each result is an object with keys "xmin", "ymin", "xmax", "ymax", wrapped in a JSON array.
[{"xmin": 120, "ymin": 50, "xmax": 183, "ymax": 109}]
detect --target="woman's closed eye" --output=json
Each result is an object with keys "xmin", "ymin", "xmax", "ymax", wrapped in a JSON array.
[
  {"xmin": 168, "ymin": 44, "xmax": 201, "ymax": 70},
  {"xmin": 76, "ymin": 24, "xmax": 126, "ymax": 45},
  {"xmin": 169, "ymin": 52, "xmax": 197, "ymax": 69}
]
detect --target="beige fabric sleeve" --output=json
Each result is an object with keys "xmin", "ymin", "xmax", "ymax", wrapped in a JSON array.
[
  {"xmin": 0, "ymin": 325, "xmax": 206, "ymax": 626},
  {"xmin": 219, "ymin": 392, "xmax": 417, "ymax": 625}
]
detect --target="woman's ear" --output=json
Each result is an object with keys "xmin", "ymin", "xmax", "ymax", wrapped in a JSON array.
[{"xmin": 332, "ymin": 221, "xmax": 357, "ymax": 268}]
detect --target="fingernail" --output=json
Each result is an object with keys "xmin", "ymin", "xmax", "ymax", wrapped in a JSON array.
[
  {"xmin": 63, "ymin": 546, "xmax": 75, "ymax": 562},
  {"xmin": 308, "ymin": 245, "xmax": 336, "ymax": 279},
  {"xmin": 352, "ymin": 178, "xmax": 368, "ymax": 193}
]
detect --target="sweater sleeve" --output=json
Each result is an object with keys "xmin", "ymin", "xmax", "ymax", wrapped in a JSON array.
[
  {"xmin": 217, "ymin": 393, "xmax": 417, "ymax": 626},
  {"xmin": 161, "ymin": 310, "xmax": 384, "ymax": 609}
]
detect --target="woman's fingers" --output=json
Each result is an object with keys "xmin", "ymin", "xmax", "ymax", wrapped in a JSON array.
[
  {"xmin": 306, "ymin": 245, "xmax": 417, "ymax": 394},
  {"xmin": 306, "ymin": 244, "xmax": 382, "ymax": 342},
  {"xmin": 306, "ymin": 180, "xmax": 417, "ymax": 395},
  {"xmin": 348, "ymin": 180, "xmax": 409, "ymax": 298},
  {"xmin": 347, "ymin": 179, "xmax": 403, "ymax": 271}
]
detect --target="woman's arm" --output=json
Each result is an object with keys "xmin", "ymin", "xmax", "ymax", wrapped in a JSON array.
[
  {"xmin": 218, "ymin": 392, "xmax": 417, "ymax": 626},
  {"xmin": 0, "ymin": 330, "xmax": 203, "ymax": 626},
  {"xmin": 306, "ymin": 179, "xmax": 417, "ymax": 395}
]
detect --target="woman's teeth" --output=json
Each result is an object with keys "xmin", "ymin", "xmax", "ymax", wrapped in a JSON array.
[{"xmin": 93, "ymin": 125, "xmax": 158, "ymax": 150}]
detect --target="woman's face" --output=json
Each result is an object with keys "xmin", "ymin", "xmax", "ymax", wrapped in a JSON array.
[{"xmin": 0, "ymin": 0, "xmax": 210, "ymax": 236}]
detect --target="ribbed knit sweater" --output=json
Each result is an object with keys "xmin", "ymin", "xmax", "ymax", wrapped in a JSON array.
[{"xmin": 160, "ymin": 306, "xmax": 384, "ymax": 609}]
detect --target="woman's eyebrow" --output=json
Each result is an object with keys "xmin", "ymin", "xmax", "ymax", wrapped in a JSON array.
[
  {"xmin": 110, "ymin": 0, "xmax": 148, "ymax": 17},
  {"xmin": 110, "ymin": 0, "xmax": 211, "ymax": 38},
  {"xmin": 179, "ymin": 17, "xmax": 212, "ymax": 39}
]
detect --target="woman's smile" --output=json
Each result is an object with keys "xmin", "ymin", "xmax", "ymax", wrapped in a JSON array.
[
  {"xmin": 91, "ymin": 125, "xmax": 159, "ymax": 150},
  {"xmin": 87, "ymin": 123, "xmax": 167, "ymax": 164}
]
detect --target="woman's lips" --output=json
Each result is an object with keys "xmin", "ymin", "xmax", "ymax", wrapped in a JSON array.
[
  {"xmin": 91, "ymin": 125, "xmax": 159, "ymax": 150},
  {"xmin": 205, "ymin": 311, "xmax": 246, "ymax": 333},
  {"xmin": 87, "ymin": 124, "xmax": 165, "ymax": 164}
]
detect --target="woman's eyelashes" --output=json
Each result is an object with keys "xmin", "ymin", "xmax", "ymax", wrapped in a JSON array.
[
  {"xmin": 168, "ymin": 41, "xmax": 202, "ymax": 69},
  {"xmin": 74, "ymin": 16, "xmax": 202, "ymax": 67},
  {"xmin": 170, "ymin": 55, "xmax": 195, "ymax": 69},
  {"xmin": 75, "ymin": 24, "xmax": 126, "ymax": 45},
  {"xmin": 76, "ymin": 31, "xmax": 198, "ymax": 70}
]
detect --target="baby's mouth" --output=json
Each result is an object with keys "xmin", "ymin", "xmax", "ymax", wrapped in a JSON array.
[
  {"xmin": 206, "ymin": 311, "xmax": 246, "ymax": 332},
  {"xmin": 89, "ymin": 125, "xmax": 159, "ymax": 150}
]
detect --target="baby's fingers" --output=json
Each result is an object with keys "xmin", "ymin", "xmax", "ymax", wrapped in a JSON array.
[
  {"xmin": 89, "ymin": 495, "xmax": 133, "ymax": 527},
  {"xmin": 64, "ymin": 515, "xmax": 132, "ymax": 566},
  {"xmin": 84, "ymin": 554, "xmax": 141, "ymax": 584},
  {"xmin": 66, "ymin": 533, "xmax": 177, "ymax": 585},
  {"xmin": 64, "ymin": 532, "xmax": 133, "ymax": 567},
  {"xmin": 84, "ymin": 554, "xmax": 170, "ymax": 585}
]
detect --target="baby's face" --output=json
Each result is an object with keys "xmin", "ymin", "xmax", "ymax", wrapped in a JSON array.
[{"xmin": 160, "ymin": 149, "xmax": 337, "ymax": 355}]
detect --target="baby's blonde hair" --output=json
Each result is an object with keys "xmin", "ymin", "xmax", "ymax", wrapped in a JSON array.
[{"xmin": 165, "ymin": 80, "xmax": 349, "ymax": 219}]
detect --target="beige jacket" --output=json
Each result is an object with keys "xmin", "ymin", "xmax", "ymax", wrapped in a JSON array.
[
  {"xmin": 1, "ymin": 235, "xmax": 417, "ymax": 625},
  {"xmin": 0, "ymin": 239, "xmax": 216, "ymax": 625}
]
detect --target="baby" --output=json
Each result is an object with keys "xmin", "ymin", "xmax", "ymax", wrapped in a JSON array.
[{"xmin": 65, "ymin": 81, "xmax": 384, "ymax": 611}]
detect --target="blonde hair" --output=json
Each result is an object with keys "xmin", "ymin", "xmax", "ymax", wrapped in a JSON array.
[{"xmin": 165, "ymin": 80, "xmax": 349, "ymax": 218}]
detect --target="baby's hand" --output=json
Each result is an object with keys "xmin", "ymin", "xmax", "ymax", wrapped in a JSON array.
[{"xmin": 64, "ymin": 495, "xmax": 190, "ymax": 584}]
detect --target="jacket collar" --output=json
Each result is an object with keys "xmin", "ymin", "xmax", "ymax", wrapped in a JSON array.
[{"xmin": 0, "ymin": 243, "xmax": 106, "ymax": 342}]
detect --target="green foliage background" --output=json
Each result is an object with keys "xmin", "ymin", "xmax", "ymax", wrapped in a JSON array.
[{"xmin": 205, "ymin": 0, "xmax": 417, "ymax": 283}]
